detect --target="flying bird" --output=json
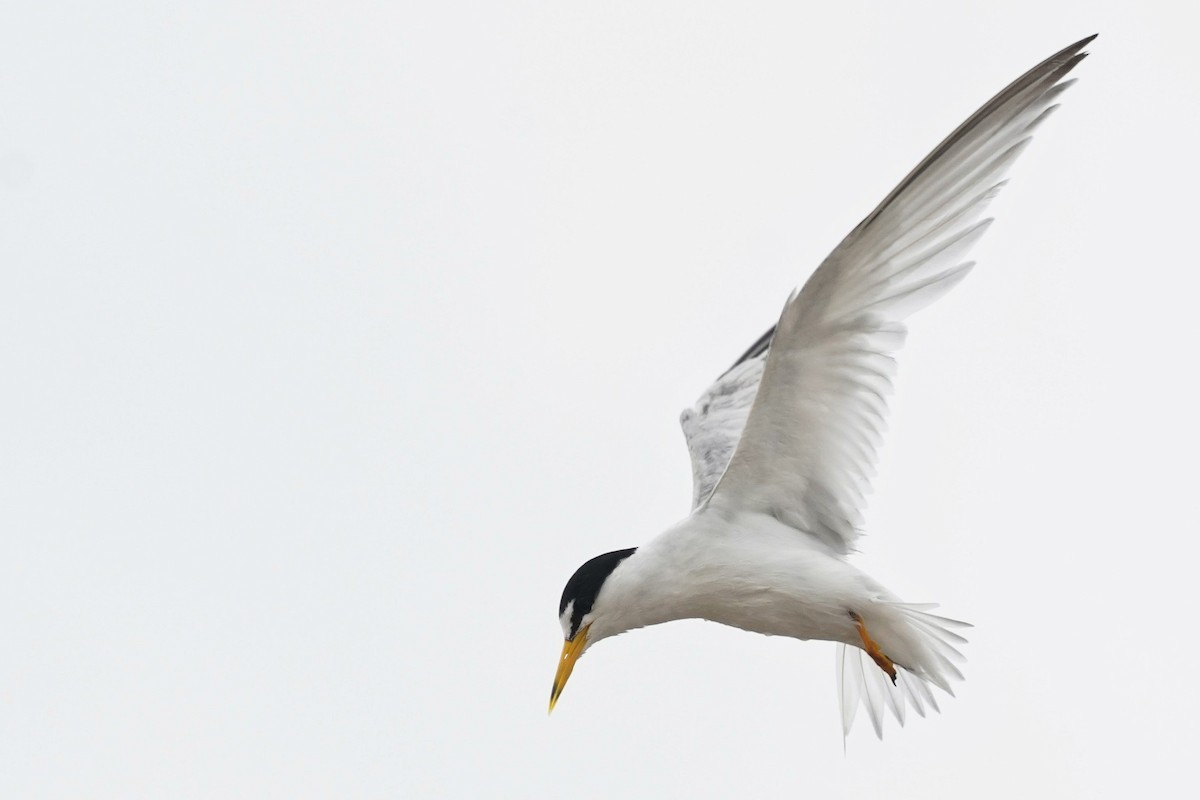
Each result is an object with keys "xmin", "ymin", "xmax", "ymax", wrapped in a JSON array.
[{"xmin": 550, "ymin": 35, "xmax": 1094, "ymax": 738}]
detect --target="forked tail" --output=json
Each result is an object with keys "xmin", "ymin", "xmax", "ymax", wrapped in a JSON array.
[{"xmin": 836, "ymin": 602, "xmax": 970, "ymax": 739}]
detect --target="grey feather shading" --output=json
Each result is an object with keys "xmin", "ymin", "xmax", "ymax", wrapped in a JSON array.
[{"xmin": 679, "ymin": 35, "xmax": 1096, "ymax": 547}]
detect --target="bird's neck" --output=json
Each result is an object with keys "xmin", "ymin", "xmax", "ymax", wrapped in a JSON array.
[{"xmin": 586, "ymin": 514, "xmax": 730, "ymax": 644}]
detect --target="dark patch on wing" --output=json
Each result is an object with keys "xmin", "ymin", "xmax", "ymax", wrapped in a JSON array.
[
  {"xmin": 722, "ymin": 325, "xmax": 775, "ymax": 378},
  {"xmin": 559, "ymin": 548, "xmax": 636, "ymax": 639}
]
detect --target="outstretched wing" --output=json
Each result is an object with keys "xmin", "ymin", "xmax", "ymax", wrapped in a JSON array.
[{"xmin": 682, "ymin": 36, "xmax": 1094, "ymax": 549}]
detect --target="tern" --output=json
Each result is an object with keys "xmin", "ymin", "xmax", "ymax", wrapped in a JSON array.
[{"xmin": 550, "ymin": 35, "xmax": 1094, "ymax": 737}]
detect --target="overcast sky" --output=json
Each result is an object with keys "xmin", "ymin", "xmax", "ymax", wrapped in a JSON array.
[{"xmin": 3, "ymin": 2, "xmax": 1198, "ymax": 798}]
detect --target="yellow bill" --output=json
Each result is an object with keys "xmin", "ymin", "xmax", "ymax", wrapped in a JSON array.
[{"xmin": 548, "ymin": 624, "xmax": 590, "ymax": 713}]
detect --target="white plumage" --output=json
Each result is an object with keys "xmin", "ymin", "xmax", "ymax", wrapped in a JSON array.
[{"xmin": 553, "ymin": 36, "xmax": 1093, "ymax": 738}]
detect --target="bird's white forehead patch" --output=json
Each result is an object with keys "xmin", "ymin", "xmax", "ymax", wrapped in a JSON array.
[{"xmin": 559, "ymin": 600, "xmax": 575, "ymax": 638}]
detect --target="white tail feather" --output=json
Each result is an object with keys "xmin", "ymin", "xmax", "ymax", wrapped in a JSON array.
[{"xmin": 837, "ymin": 603, "xmax": 970, "ymax": 739}]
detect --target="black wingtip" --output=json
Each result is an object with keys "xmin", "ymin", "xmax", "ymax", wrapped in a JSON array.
[
  {"xmin": 1065, "ymin": 33, "xmax": 1099, "ymax": 54},
  {"xmin": 1052, "ymin": 35, "xmax": 1098, "ymax": 68},
  {"xmin": 1072, "ymin": 35, "xmax": 1098, "ymax": 62},
  {"xmin": 1045, "ymin": 34, "xmax": 1098, "ymax": 70}
]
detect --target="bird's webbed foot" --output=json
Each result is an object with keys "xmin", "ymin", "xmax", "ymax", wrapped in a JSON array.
[{"xmin": 849, "ymin": 610, "xmax": 897, "ymax": 685}]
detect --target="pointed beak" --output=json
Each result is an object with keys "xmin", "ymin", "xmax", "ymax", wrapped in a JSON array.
[{"xmin": 548, "ymin": 624, "xmax": 590, "ymax": 713}]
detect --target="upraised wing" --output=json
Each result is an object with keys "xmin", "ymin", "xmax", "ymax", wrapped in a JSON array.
[{"xmin": 682, "ymin": 36, "xmax": 1094, "ymax": 551}]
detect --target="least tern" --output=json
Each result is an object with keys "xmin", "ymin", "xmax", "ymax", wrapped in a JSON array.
[{"xmin": 550, "ymin": 35, "xmax": 1094, "ymax": 737}]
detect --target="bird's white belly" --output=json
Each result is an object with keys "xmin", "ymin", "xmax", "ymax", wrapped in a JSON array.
[{"xmin": 632, "ymin": 509, "xmax": 881, "ymax": 646}]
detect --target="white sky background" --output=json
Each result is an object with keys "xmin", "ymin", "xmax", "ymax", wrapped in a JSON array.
[{"xmin": 2, "ymin": 2, "xmax": 1198, "ymax": 797}]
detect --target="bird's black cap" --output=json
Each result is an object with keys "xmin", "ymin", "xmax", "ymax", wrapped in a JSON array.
[{"xmin": 559, "ymin": 548, "xmax": 636, "ymax": 639}]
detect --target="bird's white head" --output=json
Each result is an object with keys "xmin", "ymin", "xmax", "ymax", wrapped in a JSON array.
[{"xmin": 549, "ymin": 547, "xmax": 637, "ymax": 712}]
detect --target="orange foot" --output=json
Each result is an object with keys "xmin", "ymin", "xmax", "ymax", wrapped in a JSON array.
[{"xmin": 850, "ymin": 611, "xmax": 897, "ymax": 685}]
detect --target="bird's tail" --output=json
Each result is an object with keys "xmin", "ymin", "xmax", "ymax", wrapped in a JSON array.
[{"xmin": 836, "ymin": 602, "xmax": 970, "ymax": 739}]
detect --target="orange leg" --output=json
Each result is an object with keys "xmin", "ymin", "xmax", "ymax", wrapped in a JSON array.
[{"xmin": 850, "ymin": 611, "xmax": 897, "ymax": 685}]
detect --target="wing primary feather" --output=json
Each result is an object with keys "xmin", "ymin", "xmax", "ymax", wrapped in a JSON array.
[{"xmin": 855, "ymin": 36, "xmax": 1093, "ymax": 233}]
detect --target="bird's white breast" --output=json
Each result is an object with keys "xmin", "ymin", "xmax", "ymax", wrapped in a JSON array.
[{"xmin": 589, "ymin": 507, "xmax": 887, "ymax": 647}]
